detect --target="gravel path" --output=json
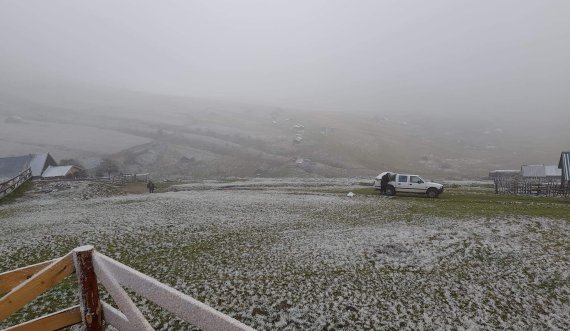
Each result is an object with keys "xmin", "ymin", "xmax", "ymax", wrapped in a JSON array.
[{"xmin": 1, "ymin": 185, "xmax": 569, "ymax": 330}]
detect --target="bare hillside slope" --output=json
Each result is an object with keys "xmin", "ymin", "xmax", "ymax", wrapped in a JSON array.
[{"xmin": 1, "ymin": 83, "xmax": 568, "ymax": 178}]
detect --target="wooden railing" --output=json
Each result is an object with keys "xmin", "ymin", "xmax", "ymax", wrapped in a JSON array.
[
  {"xmin": 0, "ymin": 246, "xmax": 255, "ymax": 331},
  {"xmin": 494, "ymin": 177, "xmax": 565, "ymax": 197},
  {"xmin": 110, "ymin": 173, "xmax": 150, "ymax": 185},
  {"xmin": 0, "ymin": 168, "xmax": 32, "ymax": 200}
]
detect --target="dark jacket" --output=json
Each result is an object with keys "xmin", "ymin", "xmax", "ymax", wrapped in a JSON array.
[{"xmin": 380, "ymin": 173, "xmax": 390, "ymax": 186}]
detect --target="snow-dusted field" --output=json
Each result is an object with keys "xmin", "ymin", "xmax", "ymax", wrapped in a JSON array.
[{"xmin": 1, "ymin": 183, "xmax": 569, "ymax": 330}]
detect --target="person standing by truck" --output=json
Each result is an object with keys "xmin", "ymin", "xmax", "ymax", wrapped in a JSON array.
[{"xmin": 380, "ymin": 172, "xmax": 390, "ymax": 194}]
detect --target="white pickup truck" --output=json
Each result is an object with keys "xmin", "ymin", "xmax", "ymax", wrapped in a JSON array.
[{"xmin": 373, "ymin": 172, "xmax": 444, "ymax": 198}]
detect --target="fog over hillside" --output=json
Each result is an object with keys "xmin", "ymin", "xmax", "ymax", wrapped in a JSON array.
[{"xmin": 1, "ymin": 1, "xmax": 569, "ymax": 179}]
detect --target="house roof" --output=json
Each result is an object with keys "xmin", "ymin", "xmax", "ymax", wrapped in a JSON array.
[
  {"xmin": 520, "ymin": 165, "xmax": 561, "ymax": 178},
  {"xmin": 521, "ymin": 165, "xmax": 545, "ymax": 177},
  {"xmin": 42, "ymin": 165, "xmax": 74, "ymax": 178},
  {"xmin": 30, "ymin": 153, "xmax": 57, "ymax": 177},
  {"xmin": 560, "ymin": 152, "xmax": 570, "ymax": 181},
  {"xmin": 0, "ymin": 155, "xmax": 32, "ymax": 181},
  {"xmin": 544, "ymin": 165, "xmax": 562, "ymax": 177}
]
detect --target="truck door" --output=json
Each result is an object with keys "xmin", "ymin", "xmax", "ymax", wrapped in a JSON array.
[
  {"xmin": 396, "ymin": 175, "xmax": 410, "ymax": 192},
  {"xmin": 409, "ymin": 175, "xmax": 427, "ymax": 193}
]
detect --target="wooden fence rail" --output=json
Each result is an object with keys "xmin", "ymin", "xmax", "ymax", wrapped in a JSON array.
[
  {"xmin": 494, "ymin": 177, "xmax": 567, "ymax": 197},
  {"xmin": 0, "ymin": 168, "xmax": 32, "ymax": 200},
  {"xmin": 0, "ymin": 245, "xmax": 255, "ymax": 331},
  {"xmin": 112, "ymin": 173, "xmax": 150, "ymax": 184}
]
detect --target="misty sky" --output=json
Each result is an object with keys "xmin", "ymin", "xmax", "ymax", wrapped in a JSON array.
[{"xmin": 1, "ymin": 0, "xmax": 569, "ymax": 115}]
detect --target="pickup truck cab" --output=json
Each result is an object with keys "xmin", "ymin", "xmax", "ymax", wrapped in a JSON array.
[{"xmin": 374, "ymin": 172, "xmax": 444, "ymax": 198}]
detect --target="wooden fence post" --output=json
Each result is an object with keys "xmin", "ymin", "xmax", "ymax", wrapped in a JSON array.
[{"xmin": 73, "ymin": 245, "xmax": 103, "ymax": 331}]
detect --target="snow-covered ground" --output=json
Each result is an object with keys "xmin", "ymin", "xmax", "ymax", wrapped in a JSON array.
[{"xmin": 1, "ymin": 183, "xmax": 569, "ymax": 330}]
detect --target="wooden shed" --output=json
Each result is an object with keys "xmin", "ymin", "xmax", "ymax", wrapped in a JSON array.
[{"xmin": 41, "ymin": 165, "xmax": 82, "ymax": 180}]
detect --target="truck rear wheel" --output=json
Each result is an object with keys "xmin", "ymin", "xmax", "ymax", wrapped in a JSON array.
[{"xmin": 385, "ymin": 186, "xmax": 396, "ymax": 196}]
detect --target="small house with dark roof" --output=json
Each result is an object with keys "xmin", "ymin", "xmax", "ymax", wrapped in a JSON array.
[
  {"xmin": 0, "ymin": 153, "xmax": 59, "ymax": 181},
  {"xmin": 41, "ymin": 165, "xmax": 82, "ymax": 179}
]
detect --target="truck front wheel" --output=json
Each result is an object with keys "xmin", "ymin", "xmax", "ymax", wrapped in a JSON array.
[
  {"xmin": 385, "ymin": 186, "xmax": 396, "ymax": 196},
  {"xmin": 426, "ymin": 188, "xmax": 439, "ymax": 198}
]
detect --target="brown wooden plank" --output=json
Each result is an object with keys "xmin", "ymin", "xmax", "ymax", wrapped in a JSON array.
[
  {"xmin": 73, "ymin": 246, "xmax": 103, "ymax": 331},
  {"xmin": 0, "ymin": 259, "xmax": 57, "ymax": 295},
  {"xmin": 3, "ymin": 305, "xmax": 81, "ymax": 331},
  {"xmin": 0, "ymin": 253, "xmax": 75, "ymax": 322}
]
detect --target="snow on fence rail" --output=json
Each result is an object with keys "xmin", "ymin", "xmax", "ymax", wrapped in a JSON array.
[
  {"xmin": 0, "ymin": 168, "xmax": 32, "ymax": 200},
  {"xmin": 0, "ymin": 245, "xmax": 255, "ymax": 331}
]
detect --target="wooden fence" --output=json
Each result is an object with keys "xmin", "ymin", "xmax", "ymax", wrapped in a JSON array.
[
  {"xmin": 0, "ymin": 246, "xmax": 255, "ymax": 331},
  {"xmin": 112, "ymin": 173, "xmax": 150, "ymax": 184},
  {"xmin": 0, "ymin": 168, "xmax": 32, "ymax": 200},
  {"xmin": 494, "ymin": 177, "xmax": 567, "ymax": 197}
]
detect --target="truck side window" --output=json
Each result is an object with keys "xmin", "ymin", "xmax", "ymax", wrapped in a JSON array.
[
  {"xmin": 398, "ymin": 175, "xmax": 408, "ymax": 183},
  {"xmin": 410, "ymin": 176, "xmax": 420, "ymax": 183}
]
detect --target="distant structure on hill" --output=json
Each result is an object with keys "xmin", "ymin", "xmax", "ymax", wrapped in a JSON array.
[
  {"xmin": 490, "ymin": 164, "xmax": 562, "ymax": 182},
  {"xmin": 520, "ymin": 164, "xmax": 561, "ymax": 180},
  {"xmin": 0, "ymin": 153, "xmax": 59, "ymax": 180},
  {"xmin": 30, "ymin": 153, "xmax": 58, "ymax": 178},
  {"xmin": 0, "ymin": 153, "xmax": 84, "ymax": 180},
  {"xmin": 492, "ymin": 152, "xmax": 570, "ymax": 197},
  {"xmin": 42, "ymin": 165, "xmax": 82, "ymax": 179},
  {"xmin": 320, "ymin": 127, "xmax": 337, "ymax": 136}
]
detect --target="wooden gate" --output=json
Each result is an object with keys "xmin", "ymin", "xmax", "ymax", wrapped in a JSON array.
[{"xmin": 0, "ymin": 246, "xmax": 254, "ymax": 331}]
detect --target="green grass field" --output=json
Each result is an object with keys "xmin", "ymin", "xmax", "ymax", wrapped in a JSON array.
[
  {"xmin": 322, "ymin": 186, "xmax": 570, "ymax": 222},
  {"xmin": 407, "ymin": 187, "xmax": 570, "ymax": 221}
]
